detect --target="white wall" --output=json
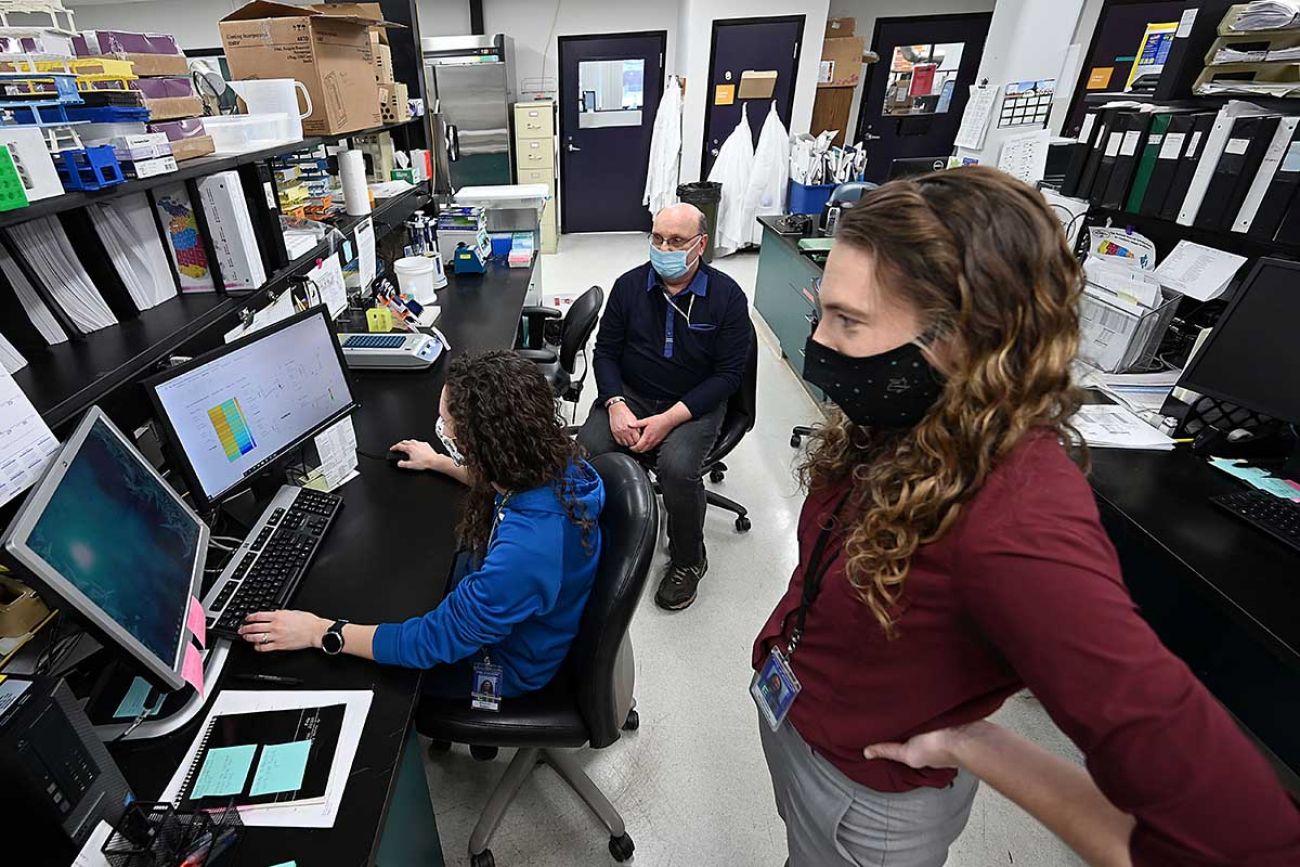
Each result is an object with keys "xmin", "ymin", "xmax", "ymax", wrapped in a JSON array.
[
  {"xmin": 70, "ymin": 0, "xmax": 237, "ymax": 50},
  {"xmin": 415, "ymin": 0, "xmax": 472, "ymax": 37},
  {"xmin": 676, "ymin": 0, "xmax": 830, "ymax": 184},
  {"xmin": 826, "ymin": 0, "xmax": 996, "ymax": 137}
]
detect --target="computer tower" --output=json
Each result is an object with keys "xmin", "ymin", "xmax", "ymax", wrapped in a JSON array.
[{"xmin": 0, "ymin": 675, "xmax": 133, "ymax": 866}]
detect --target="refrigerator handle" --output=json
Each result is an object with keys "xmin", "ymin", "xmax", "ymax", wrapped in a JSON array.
[{"xmin": 446, "ymin": 123, "xmax": 460, "ymax": 161}]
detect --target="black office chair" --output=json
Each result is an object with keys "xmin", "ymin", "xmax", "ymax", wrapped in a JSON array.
[
  {"xmin": 516, "ymin": 286, "xmax": 604, "ymax": 409},
  {"xmin": 415, "ymin": 452, "xmax": 659, "ymax": 867},
  {"xmin": 697, "ymin": 324, "xmax": 759, "ymax": 532}
]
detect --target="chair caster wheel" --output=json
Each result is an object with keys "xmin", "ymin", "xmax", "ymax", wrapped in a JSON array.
[
  {"xmin": 609, "ymin": 833, "xmax": 635, "ymax": 862},
  {"xmin": 427, "ymin": 739, "xmax": 451, "ymax": 756},
  {"xmin": 735, "ymin": 515, "xmax": 752, "ymax": 533},
  {"xmin": 471, "ymin": 849, "xmax": 496, "ymax": 867},
  {"xmin": 790, "ymin": 433, "xmax": 802, "ymax": 448},
  {"xmin": 709, "ymin": 469, "xmax": 725, "ymax": 484},
  {"xmin": 470, "ymin": 745, "xmax": 499, "ymax": 762},
  {"xmin": 622, "ymin": 709, "xmax": 640, "ymax": 731}
]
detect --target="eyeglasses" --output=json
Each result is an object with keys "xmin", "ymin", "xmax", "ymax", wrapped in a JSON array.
[{"xmin": 649, "ymin": 232, "xmax": 702, "ymax": 251}]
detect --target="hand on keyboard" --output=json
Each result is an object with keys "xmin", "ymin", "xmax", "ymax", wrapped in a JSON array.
[{"xmin": 239, "ymin": 610, "xmax": 331, "ymax": 652}]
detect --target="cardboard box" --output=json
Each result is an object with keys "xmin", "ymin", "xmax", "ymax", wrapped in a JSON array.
[
  {"xmin": 825, "ymin": 17, "xmax": 855, "ymax": 37},
  {"xmin": 220, "ymin": 1, "xmax": 382, "ymax": 136},
  {"xmin": 310, "ymin": 2, "xmax": 402, "ymax": 43},
  {"xmin": 820, "ymin": 36, "xmax": 865, "ymax": 88},
  {"xmin": 379, "ymin": 81, "xmax": 409, "ymax": 123},
  {"xmin": 81, "ymin": 51, "xmax": 188, "ymax": 77},
  {"xmin": 373, "ymin": 38, "xmax": 394, "ymax": 84},
  {"xmin": 143, "ymin": 95, "xmax": 204, "ymax": 121},
  {"xmin": 170, "ymin": 134, "xmax": 216, "ymax": 161}
]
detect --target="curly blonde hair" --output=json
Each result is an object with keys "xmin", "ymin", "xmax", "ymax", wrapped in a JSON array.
[{"xmin": 800, "ymin": 166, "xmax": 1086, "ymax": 635}]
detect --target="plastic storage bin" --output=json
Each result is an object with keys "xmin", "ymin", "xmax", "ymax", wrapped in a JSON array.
[{"xmin": 788, "ymin": 180, "xmax": 838, "ymax": 215}]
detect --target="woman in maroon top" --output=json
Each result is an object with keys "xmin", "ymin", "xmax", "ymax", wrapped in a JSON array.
[{"xmin": 752, "ymin": 167, "xmax": 1300, "ymax": 866}]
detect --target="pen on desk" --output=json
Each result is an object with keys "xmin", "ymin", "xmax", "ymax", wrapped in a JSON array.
[{"xmin": 235, "ymin": 673, "xmax": 303, "ymax": 687}]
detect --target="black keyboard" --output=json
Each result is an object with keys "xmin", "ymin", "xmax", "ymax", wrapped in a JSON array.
[
  {"xmin": 1211, "ymin": 490, "xmax": 1300, "ymax": 554},
  {"xmin": 208, "ymin": 488, "xmax": 343, "ymax": 638}
]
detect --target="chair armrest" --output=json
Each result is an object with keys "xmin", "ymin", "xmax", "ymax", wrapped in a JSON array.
[
  {"xmin": 521, "ymin": 306, "xmax": 563, "ymax": 321},
  {"xmin": 517, "ymin": 348, "xmax": 559, "ymax": 365}
]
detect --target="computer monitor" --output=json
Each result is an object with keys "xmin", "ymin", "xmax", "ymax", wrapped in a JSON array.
[
  {"xmin": 0, "ymin": 407, "xmax": 207, "ymax": 691},
  {"xmin": 145, "ymin": 306, "xmax": 357, "ymax": 513},
  {"xmin": 1177, "ymin": 258, "xmax": 1300, "ymax": 428}
]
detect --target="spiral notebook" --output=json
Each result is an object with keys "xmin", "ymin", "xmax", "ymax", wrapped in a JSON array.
[{"xmin": 173, "ymin": 704, "xmax": 346, "ymax": 810}]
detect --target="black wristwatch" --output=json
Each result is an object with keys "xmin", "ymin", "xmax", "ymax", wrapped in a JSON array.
[{"xmin": 321, "ymin": 619, "xmax": 349, "ymax": 656}]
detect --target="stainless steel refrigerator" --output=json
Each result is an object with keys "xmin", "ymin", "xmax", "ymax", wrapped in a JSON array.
[{"xmin": 423, "ymin": 34, "xmax": 515, "ymax": 192}]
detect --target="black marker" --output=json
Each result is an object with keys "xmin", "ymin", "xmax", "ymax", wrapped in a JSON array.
[{"xmin": 235, "ymin": 673, "xmax": 303, "ymax": 687}]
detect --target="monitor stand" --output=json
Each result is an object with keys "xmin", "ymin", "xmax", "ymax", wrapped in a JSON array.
[{"xmin": 90, "ymin": 639, "xmax": 231, "ymax": 742}]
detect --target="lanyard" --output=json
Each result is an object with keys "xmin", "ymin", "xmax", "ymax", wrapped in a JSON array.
[
  {"xmin": 664, "ymin": 291, "xmax": 695, "ymax": 324},
  {"xmin": 662, "ymin": 291, "xmax": 695, "ymax": 358},
  {"xmin": 784, "ymin": 494, "xmax": 850, "ymax": 658}
]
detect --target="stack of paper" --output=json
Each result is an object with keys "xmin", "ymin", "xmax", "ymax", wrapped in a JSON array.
[
  {"xmin": 1213, "ymin": 47, "xmax": 1270, "ymax": 64},
  {"xmin": 1077, "ymin": 366, "xmax": 1183, "ymax": 415},
  {"xmin": 9, "ymin": 217, "xmax": 118, "ymax": 333},
  {"xmin": 1153, "ymin": 241, "xmax": 1247, "ymax": 301},
  {"xmin": 0, "ymin": 331, "xmax": 26, "ymax": 373},
  {"xmin": 1072, "ymin": 404, "xmax": 1175, "ymax": 450},
  {"xmin": 90, "ymin": 193, "xmax": 179, "ymax": 311},
  {"xmin": 0, "ymin": 246, "xmax": 68, "ymax": 345},
  {"xmin": 1229, "ymin": 1, "xmax": 1300, "ymax": 31},
  {"xmin": 0, "ymin": 369, "xmax": 60, "ymax": 507}
]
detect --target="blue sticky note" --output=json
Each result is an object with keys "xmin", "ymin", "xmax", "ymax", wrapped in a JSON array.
[
  {"xmin": 113, "ymin": 677, "xmax": 164, "ymax": 720},
  {"xmin": 192, "ymin": 744, "xmax": 257, "ymax": 799},
  {"xmin": 249, "ymin": 740, "xmax": 312, "ymax": 797},
  {"xmin": 269, "ymin": 862, "xmax": 297, "ymax": 867}
]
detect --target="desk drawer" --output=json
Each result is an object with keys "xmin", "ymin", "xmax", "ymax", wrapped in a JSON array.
[
  {"xmin": 517, "ymin": 139, "xmax": 554, "ymax": 170},
  {"xmin": 514, "ymin": 104, "xmax": 555, "ymax": 139}
]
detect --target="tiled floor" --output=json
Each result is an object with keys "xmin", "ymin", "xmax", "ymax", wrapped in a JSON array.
[{"xmin": 420, "ymin": 233, "xmax": 1085, "ymax": 866}]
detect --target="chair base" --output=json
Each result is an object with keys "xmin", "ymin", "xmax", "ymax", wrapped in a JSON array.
[
  {"xmin": 650, "ymin": 462, "xmax": 752, "ymax": 532},
  {"xmin": 465, "ymin": 746, "xmax": 630, "ymax": 862}
]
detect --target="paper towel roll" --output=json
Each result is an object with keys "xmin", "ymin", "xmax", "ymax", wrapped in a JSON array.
[{"xmin": 339, "ymin": 149, "xmax": 370, "ymax": 216}]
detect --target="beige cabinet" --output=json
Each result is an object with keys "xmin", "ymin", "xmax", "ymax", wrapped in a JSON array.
[{"xmin": 514, "ymin": 100, "xmax": 558, "ymax": 253}]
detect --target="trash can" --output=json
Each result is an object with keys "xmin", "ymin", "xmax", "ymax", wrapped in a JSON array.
[{"xmin": 676, "ymin": 181, "xmax": 722, "ymax": 263}]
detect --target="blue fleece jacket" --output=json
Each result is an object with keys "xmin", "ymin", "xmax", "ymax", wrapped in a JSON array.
[{"xmin": 371, "ymin": 461, "xmax": 604, "ymax": 697}]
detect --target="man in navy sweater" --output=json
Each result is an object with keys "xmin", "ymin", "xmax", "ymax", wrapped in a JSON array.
[{"xmin": 580, "ymin": 203, "xmax": 752, "ymax": 611}]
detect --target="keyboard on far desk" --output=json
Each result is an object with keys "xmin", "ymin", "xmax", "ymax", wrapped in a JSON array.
[
  {"xmin": 204, "ymin": 486, "xmax": 343, "ymax": 639},
  {"xmin": 1211, "ymin": 490, "xmax": 1300, "ymax": 555}
]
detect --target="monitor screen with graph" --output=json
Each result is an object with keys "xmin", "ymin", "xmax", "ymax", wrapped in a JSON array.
[{"xmin": 145, "ymin": 306, "xmax": 357, "ymax": 512}]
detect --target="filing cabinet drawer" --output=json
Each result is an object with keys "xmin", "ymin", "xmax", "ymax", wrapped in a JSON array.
[
  {"xmin": 514, "ymin": 104, "xmax": 555, "ymax": 139},
  {"xmin": 517, "ymin": 139, "xmax": 554, "ymax": 170},
  {"xmin": 517, "ymin": 167, "xmax": 556, "ymax": 194}
]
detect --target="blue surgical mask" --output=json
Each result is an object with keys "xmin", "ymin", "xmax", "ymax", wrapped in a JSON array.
[{"xmin": 649, "ymin": 237, "xmax": 700, "ymax": 280}]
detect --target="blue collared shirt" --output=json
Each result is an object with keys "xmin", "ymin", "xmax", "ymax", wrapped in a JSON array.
[{"xmin": 593, "ymin": 262, "xmax": 751, "ymax": 418}]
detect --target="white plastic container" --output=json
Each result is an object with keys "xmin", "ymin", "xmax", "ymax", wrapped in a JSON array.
[
  {"xmin": 228, "ymin": 79, "xmax": 312, "ymax": 142},
  {"xmin": 204, "ymin": 114, "xmax": 291, "ymax": 153},
  {"xmin": 394, "ymin": 255, "xmax": 445, "ymax": 305}
]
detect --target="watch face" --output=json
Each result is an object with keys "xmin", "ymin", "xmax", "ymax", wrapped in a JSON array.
[{"xmin": 323, "ymin": 631, "xmax": 343, "ymax": 655}]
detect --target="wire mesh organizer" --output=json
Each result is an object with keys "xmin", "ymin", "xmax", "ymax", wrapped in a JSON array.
[{"xmin": 102, "ymin": 801, "xmax": 244, "ymax": 867}]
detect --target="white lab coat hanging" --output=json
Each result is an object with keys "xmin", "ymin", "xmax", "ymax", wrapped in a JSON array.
[
  {"xmin": 643, "ymin": 76, "xmax": 683, "ymax": 216},
  {"xmin": 707, "ymin": 103, "xmax": 755, "ymax": 258},
  {"xmin": 744, "ymin": 101, "xmax": 790, "ymax": 246}
]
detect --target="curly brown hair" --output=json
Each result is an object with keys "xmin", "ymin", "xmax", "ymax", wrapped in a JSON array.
[
  {"xmin": 445, "ymin": 350, "xmax": 596, "ymax": 553},
  {"xmin": 801, "ymin": 166, "xmax": 1086, "ymax": 635}
]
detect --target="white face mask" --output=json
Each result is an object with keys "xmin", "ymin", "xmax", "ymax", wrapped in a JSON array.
[{"xmin": 436, "ymin": 416, "xmax": 465, "ymax": 466}]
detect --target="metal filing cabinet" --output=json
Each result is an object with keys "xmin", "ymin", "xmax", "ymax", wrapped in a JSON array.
[{"xmin": 514, "ymin": 100, "xmax": 558, "ymax": 253}]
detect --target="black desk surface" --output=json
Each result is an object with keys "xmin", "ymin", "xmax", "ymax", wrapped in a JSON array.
[
  {"xmin": 110, "ymin": 261, "xmax": 534, "ymax": 867},
  {"xmin": 1089, "ymin": 447, "xmax": 1300, "ymax": 666}
]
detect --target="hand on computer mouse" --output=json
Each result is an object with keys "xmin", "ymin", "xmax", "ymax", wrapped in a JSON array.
[{"xmin": 390, "ymin": 439, "xmax": 441, "ymax": 471}]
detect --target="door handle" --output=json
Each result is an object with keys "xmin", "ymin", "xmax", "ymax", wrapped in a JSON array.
[
  {"xmin": 567, "ymin": 143, "xmax": 582, "ymax": 152},
  {"xmin": 863, "ymin": 133, "xmax": 882, "ymax": 142}
]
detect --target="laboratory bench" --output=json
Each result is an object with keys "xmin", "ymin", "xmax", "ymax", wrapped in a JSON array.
[{"xmin": 108, "ymin": 259, "xmax": 536, "ymax": 866}]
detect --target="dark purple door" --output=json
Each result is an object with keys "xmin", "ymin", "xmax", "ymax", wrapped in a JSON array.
[
  {"xmin": 702, "ymin": 16, "xmax": 805, "ymax": 178},
  {"xmin": 559, "ymin": 31, "xmax": 666, "ymax": 233},
  {"xmin": 857, "ymin": 13, "xmax": 991, "ymax": 183}
]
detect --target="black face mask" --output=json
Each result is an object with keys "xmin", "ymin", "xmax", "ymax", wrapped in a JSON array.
[{"xmin": 801, "ymin": 335, "xmax": 945, "ymax": 429}]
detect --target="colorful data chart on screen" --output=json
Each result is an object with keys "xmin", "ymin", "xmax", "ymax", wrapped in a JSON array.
[{"xmin": 208, "ymin": 398, "xmax": 256, "ymax": 462}]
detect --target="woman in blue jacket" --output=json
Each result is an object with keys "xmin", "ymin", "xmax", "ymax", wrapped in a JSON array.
[{"xmin": 239, "ymin": 351, "xmax": 605, "ymax": 699}]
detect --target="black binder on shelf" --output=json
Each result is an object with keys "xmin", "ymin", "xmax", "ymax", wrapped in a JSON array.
[
  {"xmin": 1158, "ymin": 113, "xmax": 1218, "ymax": 222},
  {"xmin": 1076, "ymin": 107, "xmax": 1123, "ymax": 201},
  {"xmin": 1141, "ymin": 113, "xmax": 1199, "ymax": 217},
  {"xmin": 1196, "ymin": 114, "xmax": 1281, "ymax": 231},
  {"xmin": 1061, "ymin": 108, "xmax": 1103, "ymax": 197},
  {"xmin": 1248, "ymin": 127, "xmax": 1300, "ymax": 240},
  {"xmin": 1099, "ymin": 111, "xmax": 1154, "ymax": 210},
  {"xmin": 1274, "ymin": 190, "xmax": 1300, "ymax": 245},
  {"xmin": 1089, "ymin": 114, "xmax": 1132, "ymax": 206}
]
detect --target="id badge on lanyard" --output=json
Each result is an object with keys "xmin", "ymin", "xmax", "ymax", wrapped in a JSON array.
[
  {"xmin": 750, "ymin": 495, "xmax": 848, "ymax": 730},
  {"xmin": 472, "ymin": 495, "xmax": 511, "ymax": 712}
]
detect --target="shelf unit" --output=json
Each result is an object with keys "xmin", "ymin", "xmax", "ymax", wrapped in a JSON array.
[{"xmin": 15, "ymin": 182, "xmax": 430, "ymax": 430}]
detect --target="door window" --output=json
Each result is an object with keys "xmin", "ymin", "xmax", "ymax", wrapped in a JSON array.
[
  {"xmin": 882, "ymin": 42, "xmax": 965, "ymax": 117},
  {"xmin": 578, "ymin": 59, "xmax": 645, "ymax": 128}
]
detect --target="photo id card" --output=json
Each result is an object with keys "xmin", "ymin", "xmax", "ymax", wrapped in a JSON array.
[
  {"xmin": 472, "ymin": 661, "xmax": 503, "ymax": 712},
  {"xmin": 751, "ymin": 647, "xmax": 801, "ymax": 730}
]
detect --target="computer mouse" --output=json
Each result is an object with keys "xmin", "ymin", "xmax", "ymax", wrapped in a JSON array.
[{"xmin": 388, "ymin": 448, "xmax": 410, "ymax": 467}]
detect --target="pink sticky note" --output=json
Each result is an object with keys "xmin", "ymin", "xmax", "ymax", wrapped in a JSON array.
[
  {"xmin": 187, "ymin": 596, "xmax": 206, "ymax": 649},
  {"xmin": 1286, "ymin": 479, "xmax": 1300, "ymax": 494},
  {"xmin": 182, "ymin": 643, "xmax": 204, "ymax": 697}
]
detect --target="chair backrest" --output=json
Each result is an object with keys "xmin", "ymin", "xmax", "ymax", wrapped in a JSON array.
[
  {"xmin": 559, "ymin": 286, "xmax": 604, "ymax": 375},
  {"xmin": 570, "ymin": 452, "xmax": 658, "ymax": 748},
  {"xmin": 704, "ymin": 322, "xmax": 758, "ymax": 464}
]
